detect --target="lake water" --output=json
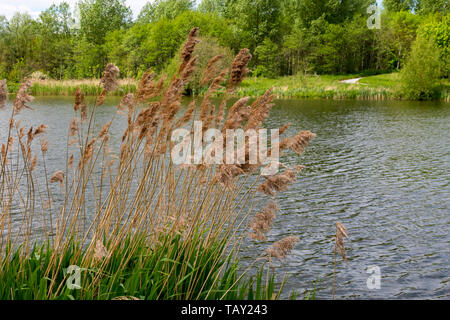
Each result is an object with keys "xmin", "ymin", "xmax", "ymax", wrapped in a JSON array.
[{"xmin": 1, "ymin": 97, "xmax": 449, "ymax": 299}]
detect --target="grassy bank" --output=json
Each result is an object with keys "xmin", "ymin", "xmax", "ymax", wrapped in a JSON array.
[
  {"xmin": 6, "ymin": 73, "xmax": 449, "ymax": 101},
  {"xmin": 238, "ymin": 73, "xmax": 450, "ymax": 101}
]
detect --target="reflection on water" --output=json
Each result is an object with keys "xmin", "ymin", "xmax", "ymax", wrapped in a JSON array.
[{"xmin": 0, "ymin": 97, "xmax": 449, "ymax": 299}]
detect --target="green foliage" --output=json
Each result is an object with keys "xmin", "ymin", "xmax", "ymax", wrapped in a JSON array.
[
  {"xmin": 255, "ymin": 38, "xmax": 280, "ymax": 78},
  {"xmin": 416, "ymin": 0, "xmax": 449, "ymax": 15},
  {"xmin": 296, "ymin": 0, "xmax": 372, "ymax": 26},
  {"xmin": 383, "ymin": 0, "xmax": 417, "ymax": 12},
  {"xmin": 0, "ymin": 236, "xmax": 284, "ymax": 300},
  {"xmin": 164, "ymin": 36, "xmax": 234, "ymax": 94},
  {"xmin": 379, "ymin": 10, "xmax": 422, "ymax": 70},
  {"xmin": 418, "ymin": 14, "xmax": 450, "ymax": 77},
  {"xmin": 78, "ymin": 0, "xmax": 132, "ymax": 45},
  {"xmin": 0, "ymin": 0, "xmax": 447, "ymax": 98},
  {"xmin": 137, "ymin": 0, "xmax": 194, "ymax": 23},
  {"xmin": 400, "ymin": 34, "xmax": 442, "ymax": 100}
]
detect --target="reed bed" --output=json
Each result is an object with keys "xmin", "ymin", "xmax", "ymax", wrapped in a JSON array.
[
  {"xmin": 28, "ymin": 79, "xmax": 138, "ymax": 97},
  {"xmin": 0, "ymin": 28, "xmax": 319, "ymax": 300}
]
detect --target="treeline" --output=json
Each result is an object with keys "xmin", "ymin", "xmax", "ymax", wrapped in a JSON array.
[{"xmin": 0, "ymin": 0, "xmax": 448, "ymax": 82}]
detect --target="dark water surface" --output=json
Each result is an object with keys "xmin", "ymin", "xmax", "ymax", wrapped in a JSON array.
[{"xmin": 1, "ymin": 97, "xmax": 449, "ymax": 299}]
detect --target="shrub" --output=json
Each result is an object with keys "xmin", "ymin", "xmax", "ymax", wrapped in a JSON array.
[{"xmin": 399, "ymin": 34, "xmax": 442, "ymax": 100}]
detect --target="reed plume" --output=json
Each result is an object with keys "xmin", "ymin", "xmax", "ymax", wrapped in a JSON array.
[
  {"xmin": 100, "ymin": 63, "xmax": 120, "ymax": 92},
  {"xmin": 332, "ymin": 222, "xmax": 349, "ymax": 299},
  {"xmin": 179, "ymin": 27, "xmax": 200, "ymax": 74},
  {"xmin": 228, "ymin": 48, "xmax": 252, "ymax": 92},
  {"xmin": 93, "ymin": 240, "xmax": 109, "ymax": 262},
  {"xmin": 50, "ymin": 170, "xmax": 64, "ymax": 188},
  {"xmin": 257, "ymin": 169, "xmax": 298, "ymax": 197},
  {"xmin": 34, "ymin": 125, "xmax": 48, "ymax": 136},
  {"xmin": 97, "ymin": 63, "xmax": 120, "ymax": 106},
  {"xmin": 69, "ymin": 118, "xmax": 79, "ymax": 137},
  {"xmin": 289, "ymin": 131, "xmax": 317, "ymax": 155},
  {"xmin": 13, "ymin": 80, "xmax": 34, "ymax": 115},
  {"xmin": 266, "ymin": 236, "xmax": 299, "ymax": 261},
  {"xmin": 249, "ymin": 201, "xmax": 278, "ymax": 241},
  {"xmin": 201, "ymin": 55, "xmax": 225, "ymax": 86},
  {"xmin": 0, "ymin": 79, "xmax": 7, "ymax": 109}
]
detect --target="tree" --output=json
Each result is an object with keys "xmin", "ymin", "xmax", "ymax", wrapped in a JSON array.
[
  {"xmin": 382, "ymin": 11, "xmax": 421, "ymax": 70},
  {"xmin": 254, "ymin": 38, "xmax": 280, "ymax": 78},
  {"xmin": 400, "ymin": 34, "xmax": 442, "ymax": 100},
  {"xmin": 198, "ymin": 0, "xmax": 227, "ymax": 15},
  {"xmin": 416, "ymin": 0, "xmax": 448, "ymax": 15},
  {"xmin": 297, "ymin": 0, "xmax": 372, "ymax": 26},
  {"xmin": 225, "ymin": 0, "xmax": 283, "ymax": 59},
  {"xmin": 78, "ymin": 0, "xmax": 131, "ymax": 45},
  {"xmin": 419, "ymin": 14, "xmax": 450, "ymax": 78},
  {"xmin": 37, "ymin": 3, "xmax": 75, "ymax": 79},
  {"xmin": 137, "ymin": 0, "xmax": 194, "ymax": 23},
  {"xmin": 383, "ymin": 0, "xmax": 417, "ymax": 12}
]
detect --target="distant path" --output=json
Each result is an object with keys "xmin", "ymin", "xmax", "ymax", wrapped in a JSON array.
[{"xmin": 339, "ymin": 77, "xmax": 363, "ymax": 84}]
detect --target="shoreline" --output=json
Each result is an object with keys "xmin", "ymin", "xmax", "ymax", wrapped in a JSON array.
[{"xmin": 5, "ymin": 73, "xmax": 450, "ymax": 102}]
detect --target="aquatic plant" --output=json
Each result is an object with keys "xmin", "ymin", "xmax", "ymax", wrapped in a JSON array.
[{"xmin": 0, "ymin": 28, "xmax": 317, "ymax": 300}]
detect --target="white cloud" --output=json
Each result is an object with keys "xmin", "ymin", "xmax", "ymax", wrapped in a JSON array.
[{"xmin": 0, "ymin": 0, "xmax": 152, "ymax": 19}]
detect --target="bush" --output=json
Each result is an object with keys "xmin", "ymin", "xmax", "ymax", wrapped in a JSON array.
[
  {"xmin": 164, "ymin": 36, "xmax": 234, "ymax": 94},
  {"xmin": 399, "ymin": 34, "xmax": 442, "ymax": 100}
]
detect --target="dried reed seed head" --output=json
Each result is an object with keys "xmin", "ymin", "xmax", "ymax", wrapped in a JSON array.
[
  {"xmin": 100, "ymin": 63, "xmax": 120, "ymax": 92},
  {"xmin": 7, "ymin": 136, "xmax": 14, "ymax": 152},
  {"xmin": 290, "ymin": 131, "xmax": 317, "ymax": 155},
  {"xmin": 50, "ymin": 170, "xmax": 64, "ymax": 188},
  {"xmin": 40, "ymin": 138, "xmax": 49, "ymax": 153},
  {"xmin": 257, "ymin": 169, "xmax": 297, "ymax": 196},
  {"xmin": 245, "ymin": 89, "xmax": 275, "ymax": 131},
  {"xmin": 266, "ymin": 236, "xmax": 300, "ymax": 261},
  {"xmin": 179, "ymin": 27, "xmax": 200, "ymax": 74},
  {"xmin": 98, "ymin": 121, "xmax": 112, "ymax": 139},
  {"xmin": 336, "ymin": 222, "xmax": 349, "ymax": 239},
  {"xmin": 69, "ymin": 118, "xmax": 79, "ymax": 137},
  {"xmin": 93, "ymin": 239, "xmax": 109, "ymax": 262},
  {"xmin": 209, "ymin": 68, "xmax": 229, "ymax": 93},
  {"xmin": 30, "ymin": 154, "xmax": 37, "ymax": 171},
  {"xmin": 0, "ymin": 79, "xmax": 7, "ymax": 109},
  {"xmin": 180, "ymin": 56, "xmax": 198, "ymax": 82},
  {"xmin": 13, "ymin": 80, "xmax": 34, "ymax": 115},
  {"xmin": 68, "ymin": 154, "xmax": 74, "ymax": 169},
  {"xmin": 215, "ymin": 164, "xmax": 245, "ymax": 187},
  {"xmin": 201, "ymin": 55, "xmax": 225, "ymax": 86},
  {"xmin": 96, "ymin": 89, "xmax": 107, "ymax": 106},
  {"xmin": 137, "ymin": 69, "xmax": 164, "ymax": 101},
  {"xmin": 19, "ymin": 127, "xmax": 25, "ymax": 139},
  {"xmin": 249, "ymin": 201, "xmax": 278, "ymax": 241},
  {"xmin": 228, "ymin": 48, "xmax": 252, "ymax": 91},
  {"xmin": 81, "ymin": 139, "xmax": 96, "ymax": 165},
  {"xmin": 80, "ymin": 104, "xmax": 88, "ymax": 122},
  {"xmin": 26, "ymin": 127, "xmax": 34, "ymax": 145},
  {"xmin": 335, "ymin": 222, "xmax": 349, "ymax": 261},
  {"xmin": 34, "ymin": 124, "xmax": 48, "ymax": 136},
  {"xmin": 278, "ymin": 123, "xmax": 291, "ymax": 136},
  {"xmin": 74, "ymin": 87, "xmax": 85, "ymax": 112},
  {"xmin": 119, "ymin": 93, "xmax": 135, "ymax": 111}
]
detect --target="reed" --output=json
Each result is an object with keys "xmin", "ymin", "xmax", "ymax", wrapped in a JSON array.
[
  {"xmin": 332, "ymin": 222, "xmax": 349, "ymax": 300},
  {"xmin": 0, "ymin": 28, "xmax": 317, "ymax": 300}
]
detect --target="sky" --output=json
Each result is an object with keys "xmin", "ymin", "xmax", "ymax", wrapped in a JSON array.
[
  {"xmin": 0, "ymin": 0, "xmax": 384, "ymax": 20},
  {"xmin": 0, "ymin": 0, "xmax": 151, "ymax": 19}
]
